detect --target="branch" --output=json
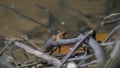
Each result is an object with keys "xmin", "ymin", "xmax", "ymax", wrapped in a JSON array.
[
  {"xmin": 58, "ymin": 30, "xmax": 94, "ymax": 68},
  {"xmin": 20, "ymin": 35, "xmax": 41, "ymax": 51},
  {"xmin": 14, "ymin": 42, "xmax": 61, "ymax": 67},
  {"xmin": 103, "ymin": 24, "xmax": 120, "ymax": 42},
  {"xmin": 101, "ymin": 17, "xmax": 120, "ymax": 26},
  {"xmin": 19, "ymin": 60, "xmax": 42, "ymax": 68},
  {"xmin": 78, "ymin": 60, "xmax": 98, "ymax": 68},
  {"xmin": 68, "ymin": 54, "xmax": 93, "ymax": 62},
  {"xmin": 104, "ymin": 13, "xmax": 120, "ymax": 19},
  {"xmin": 0, "ymin": 44, "xmax": 7, "ymax": 56},
  {"xmin": 100, "ymin": 42, "xmax": 114, "ymax": 46}
]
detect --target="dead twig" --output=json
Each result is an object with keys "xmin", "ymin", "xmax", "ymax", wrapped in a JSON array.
[
  {"xmin": 20, "ymin": 35, "xmax": 41, "ymax": 51},
  {"xmin": 19, "ymin": 60, "xmax": 42, "ymax": 68},
  {"xmin": 0, "ymin": 41, "xmax": 11, "ymax": 56},
  {"xmin": 78, "ymin": 60, "xmax": 98, "ymax": 68},
  {"xmin": 101, "ymin": 17, "xmax": 120, "ymax": 26},
  {"xmin": 14, "ymin": 42, "xmax": 61, "ymax": 67},
  {"xmin": 68, "ymin": 54, "xmax": 93, "ymax": 62},
  {"xmin": 0, "ymin": 44, "xmax": 7, "ymax": 56},
  {"xmin": 104, "ymin": 13, "xmax": 120, "ymax": 19},
  {"xmin": 103, "ymin": 24, "xmax": 120, "ymax": 42},
  {"xmin": 101, "ymin": 13, "xmax": 120, "ymax": 26},
  {"xmin": 58, "ymin": 30, "xmax": 94, "ymax": 68}
]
